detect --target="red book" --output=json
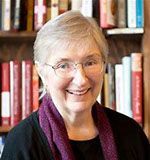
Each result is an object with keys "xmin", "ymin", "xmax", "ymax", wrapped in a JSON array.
[
  {"xmin": 32, "ymin": 65, "xmax": 39, "ymax": 112},
  {"xmin": 100, "ymin": 0, "xmax": 117, "ymax": 28},
  {"xmin": 10, "ymin": 61, "xmax": 21, "ymax": 126},
  {"xmin": 1, "ymin": 63, "xmax": 10, "ymax": 126},
  {"xmin": 34, "ymin": 0, "xmax": 46, "ymax": 31},
  {"xmin": 131, "ymin": 53, "xmax": 143, "ymax": 125},
  {"xmin": 22, "ymin": 60, "xmax": 33, "ymax": 120}
]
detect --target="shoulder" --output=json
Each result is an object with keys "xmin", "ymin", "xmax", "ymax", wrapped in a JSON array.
[
  {"xmin": 7, "ymin": 111, "xmax": 39, "ymax": 139},
  {"xmin": 103, "ymin": 107, "xmax": 150, "ymax": 159},
  {"xmin": 1, "ymin": 111, "xmax": 53, "ymax": 160}
]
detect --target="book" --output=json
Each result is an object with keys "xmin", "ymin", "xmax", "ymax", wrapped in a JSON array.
[
  {"xmin": 92, "ymin": 0, "xmax": 100, "ymax": 24},
  {"xmin": 51, "ymin": 0, "xmax": 59, "ymax": 19},
  {"xmin": 122, "ymin": 56, "xmax": 132, "ymax": 118},
  {"xmin": 10, "ymin": 61, "xmax": 21, "ymax": 126},
  {"xmin": 1, "ymin": 62, "xmax": 10, "ymax": 126},
  {"xmin": 32, "ymin": 65, "xmax": 39, "ymax": 112},
  {"xmin": 127, "ymin": 0, "xmax": 136, "ymax": 28},
  {"xmin": 106, "ymin": 0, "xmax": 117, "ymax": 27},
  {"xmin": 81, "ymin": 0, "xmax": 93, "ymax": 17},
  {"xmin": 0, "ymin": 0, "xmax": 2, "ymax": 30},
  {"xmin": 100, "ymin": 0, "xmax": 108, "ymax": 28},
  {"xmin": 59, "ymin": 0, "xmax": 69, "ymax": 15},
  {"xmin": 104, "ymin": 72, "xmax": 109, "ymax": 108},
  {"xmin": 100, "ymin": 0, "xmax": 117, "ymax": 28},
  {"xmin": 34, "ymin": 0, "xmax": 46, "ymax": 31},
  {"xmin": 115, "ymin": 64, "xmax": 124, "ymax": 114},
  {"xmin": 27, "ymin": 0, "xmax": 34, "ymax": 31},
  {"xmin": 46, "ymin": 0, "xmax": 51, "ymax": 21},
  {"xmin": 1, "ymin": 0, "xmax": 11, "ymax": 31},
  {"xmin": 22, "ymin": 60, "xmax": 33, "ymax": 120},
  {"xmin": 131, "ymin": 53, "xmax": 143, "ymax": 124},
  {"xmin": 19, "ymin": 0, "xmax": 27, "ymax": 30},
  {"xmin": 71, "ymin": 0, "xmax": 82, "ymax": 11},
  {"xmin": 12, "ymin": 0, "xmax": 21, "ymax": 31},
  {"xmin": 117, "ymin": 0, "xmax": 126, "ymax": 28},
  {"xmin": 136, "ymin": 0, "xmax": 144, "ymax": 28},
  {"xmin": 107, "ymin": 63, "xmax": 116, "ymax": 110}
]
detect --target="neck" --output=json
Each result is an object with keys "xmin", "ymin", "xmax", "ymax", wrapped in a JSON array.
[{"xmin": 62, "ymin": 110, "xmax": 98, "ymax": 140}]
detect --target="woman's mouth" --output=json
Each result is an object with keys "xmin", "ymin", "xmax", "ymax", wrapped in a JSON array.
[{"xmin": 66, "ymin": 88, "xmax": 91, "ymax": 95}]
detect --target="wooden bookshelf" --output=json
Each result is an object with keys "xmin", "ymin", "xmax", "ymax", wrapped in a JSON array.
[
  {"xmin": 105, "ymin": 28, "xmax": 144, "ymax": 35},
  {"xmin": 0, "ymin": 126, "xmax": 12, "ymax": 133},
  {"xmin": 0, "ymin": 0, "xmax": 149, "ymax": 141},
  {"xmin": 0, "ymin": 31, "xmax": 36, "ymax": 38}
]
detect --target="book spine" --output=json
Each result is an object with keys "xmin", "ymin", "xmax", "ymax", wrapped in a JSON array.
[
  {"xmin": 1, "ymin": 0, "xmax": 11, "ymax": 31},
  {"xmin": 1, "ymin": 63, "xmax": 10, "ymax": 126},
  {"xmin": 34, "ymin": 0, "xmax": 46, "ymax": 31},
  {"xmin": 136, "ymin": 0, "xmax": 144, "ymax": 28},
  {"xmin": 51, "ymin": 0, "xmax": 59, "ymax": 19},
  {"xmin": 100, "ymin": 0, "xmax": 109, "ymax": 28},
  {"xmin": 106, "ymin": 0, "xmax": 117, "ymax": 27},
  {"xmin": 117, "ymin": 0, "xmax": 126, "ymax": 28},
  {"xmin": 122, "ymin": 56, "xmax": 132, "ymax": 118},
  {"xmin": 131, "ymin": 53, "xmax": 143, "ymax": 124},
  {"xmin": 10, "ymin": 61, "xmax": 21, "ymax": 126},
  {"xmin": 13, "ymin": 0, "xmax": 21, "ymax": 30},
  {"xmin": 104, "ymin": 72, "xmax": 109, "ymax": 108},
  {"xmin": 92, "ymin": 0, "xmax": 100, "ymax": 24},
  {"xmin": 0, "ymin": 0, "xmax": 2, "ymax": 30},
  {"xmin": 108, "ymin": 63, "xmax": 116, "ymax": 110},
  {"xmin": 22, "ymin": 60, "xmax": 32, "ymax": 120},
  {"xmin": 115, "ymin": 64, "xmax": 124, "ymax": 114},
  {"xmin": 127, "ymin": 0, "xmax": 136, "ymax": 28},
  {"xmin": 46, "ymin": 0, "xmax": 51, "ymax": 21},
  {"xmin": 59, "ymin": 0, "xmax": 69, "ymax": 15},
  {"xmin": 27, "ymin": 0, "xmax": 34, "ymax": 31},
  {"xmin": 32, "ymin": 65, "xmax": 39, "ymax": 112},
  {"xmin": 71, "ymin": 0, "xmax": 82, "ymax": 11},
  {"xmin": 81, "ymin": 0, "xmax": 93, "ymax": 17}
]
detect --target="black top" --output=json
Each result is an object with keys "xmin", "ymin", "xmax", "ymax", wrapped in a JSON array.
[
  {"xmin": 1, "ymin": 107, "xmax": 150, "ymax": 160},
  {"xmin": 70, "ymin": 136, "xmax": 104, "ymax": 160}
]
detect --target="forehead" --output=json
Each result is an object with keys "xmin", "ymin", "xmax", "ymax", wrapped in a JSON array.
[{"xmin": 48, "ymin": 38, "xmax": 101, "ymax": 63}]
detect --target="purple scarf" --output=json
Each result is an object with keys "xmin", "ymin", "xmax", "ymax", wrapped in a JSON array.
[{"xmin": 39, "ymin": 94, "xmax": 118, "ymax": 160}]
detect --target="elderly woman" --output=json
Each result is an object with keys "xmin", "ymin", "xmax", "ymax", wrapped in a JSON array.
[{"xmin": 1, "ymin": 11, "xmax": 150, "ymax": 160}]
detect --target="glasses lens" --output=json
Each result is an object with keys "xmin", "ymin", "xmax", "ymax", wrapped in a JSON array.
[{"xmin": 54, "ymin": 58, "xmax": 104, "ymax": 78}]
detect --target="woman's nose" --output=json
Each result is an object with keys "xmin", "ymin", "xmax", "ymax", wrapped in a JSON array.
[{"xmin": 72, "ymin": 65, "xmax": 88, "ymax": 86}]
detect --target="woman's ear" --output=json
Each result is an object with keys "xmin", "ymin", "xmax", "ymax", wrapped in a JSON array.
[{"xmin": 34, "ymin": 62, "xmax": 47, "ymax": 86}]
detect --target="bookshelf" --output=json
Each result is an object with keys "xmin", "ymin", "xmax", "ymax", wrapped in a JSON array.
[{"xmin": 0, "ymin": 1, "xmax": 150, "ymax": 141}]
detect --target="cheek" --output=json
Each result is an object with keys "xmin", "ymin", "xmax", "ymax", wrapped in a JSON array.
[
  {"xmin": 91, "ymin": 73, "xmax": 104, "ymax": 92},
  {"xmin": 46, "ymin": 75, "xmax": 69, "ymax": 95}
]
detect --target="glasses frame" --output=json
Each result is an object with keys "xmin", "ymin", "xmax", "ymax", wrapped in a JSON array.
[{"xmin": 45, "ymin": 58, "xmax": 106, "ymax": 79}]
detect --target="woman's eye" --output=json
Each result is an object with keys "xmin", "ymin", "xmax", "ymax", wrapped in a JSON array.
[
  {"xmin": 58, "ymin": 63, "xmax": 70, "ymax": 69},
  {"xmin": 85, "ymin": 60, "xmax": 96, "ymax": 66}
]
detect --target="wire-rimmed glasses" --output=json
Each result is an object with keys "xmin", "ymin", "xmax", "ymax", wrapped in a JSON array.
[{"xmin": 45, "ymin": 55, "xmax": 105, "ymax": 79}]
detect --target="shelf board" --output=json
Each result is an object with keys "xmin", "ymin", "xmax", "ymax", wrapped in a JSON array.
[
  {"xmin": 0, "ymin": 31, "xmax": 36, "ymax": 38},
  {"xmin": 0, "ymin": 126, "xmax": 12, "ymax": 133},
  {"xmin": 105, "ymin": 28, "xmax": 144, "ymax": 35}
]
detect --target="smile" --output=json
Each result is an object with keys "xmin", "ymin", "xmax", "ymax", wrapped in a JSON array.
[{"xmin": 66, "ymin": 88, "xmax": 91, "ymax": 95}]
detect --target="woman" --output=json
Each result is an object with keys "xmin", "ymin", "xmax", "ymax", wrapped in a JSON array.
[{"xmin": 1, "ymin": 11, "xmax": 150, "ymax": 160}]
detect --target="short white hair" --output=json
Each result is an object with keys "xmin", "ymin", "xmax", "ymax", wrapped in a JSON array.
[{"xmin": 33, "ymin": 11, "xmax": 108, "ymax": 64}]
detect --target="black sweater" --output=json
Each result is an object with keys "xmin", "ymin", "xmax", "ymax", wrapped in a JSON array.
[{"xmin": 1, "ymin": 108, "xmax": 150, "ymax": 160}]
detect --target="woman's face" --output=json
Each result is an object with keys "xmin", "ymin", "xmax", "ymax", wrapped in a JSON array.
[{"xmin": 43, "ymin": 39, "xmax": 105, "ymax": 116}]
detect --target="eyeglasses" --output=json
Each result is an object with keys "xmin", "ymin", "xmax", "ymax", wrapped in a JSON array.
[{"xmin": 45, "ymin": 56, "xmax": 105, "ymax": 79}]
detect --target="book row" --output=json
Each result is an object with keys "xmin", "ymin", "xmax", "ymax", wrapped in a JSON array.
[
  {"xmin": 0, "ymin": 53, "xmax": 143, "ymax": 128},
  {"xmin": 99, "ymin": 52, "xmax": 143, "ymax": 125},
  {"xmin": 0, "ymin": 0, "xmax": 144, "ymax": 31},
  {"xmin": 0, "ymin": 60, "xmax": 39, "ymax": 127}
]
